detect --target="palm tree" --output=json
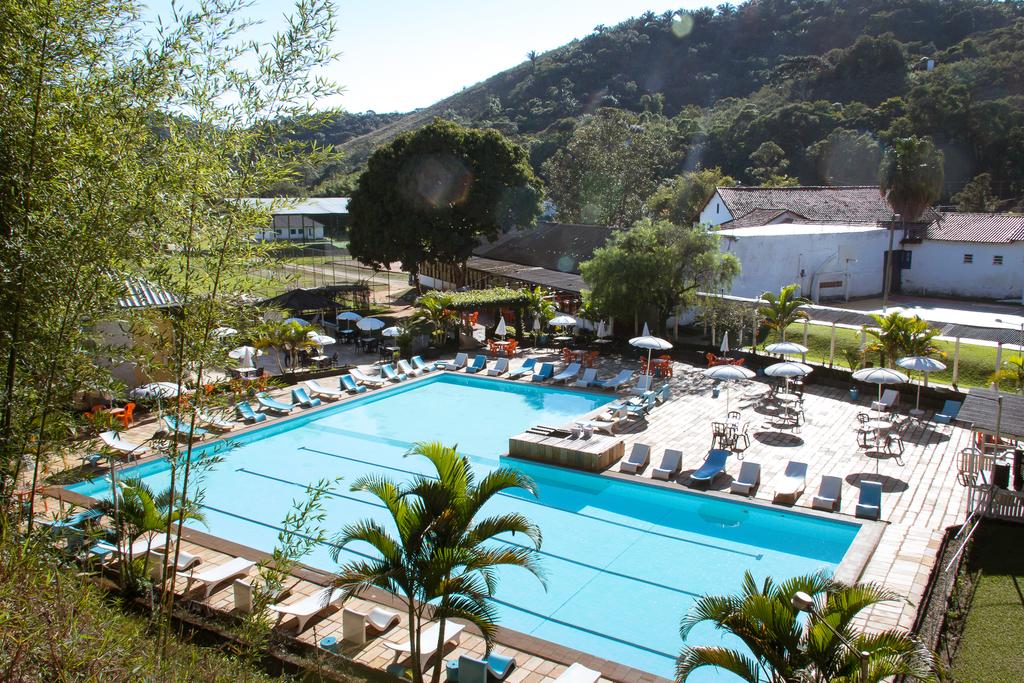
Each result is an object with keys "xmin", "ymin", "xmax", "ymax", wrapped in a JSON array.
[
  {"xmin": 758, "ymin": 284, "xmax": 809, "ymax": 344},
  {"xmin": 989, "ymin": 356, "xmax": 1024, "ymax": 393},
  {"xmin": 677, "ymin": 570, "xmax": 938, "ymax": 683},
  {"xmin": 409, "ymin": 293, "xmax": 458, "ymax": 346},
  {"xmin": 864, "ymin": 312, "xmax": 942, "ymax": 367},
  {"xmin": 878, "ymin": 136, "xmax": 944, "ymax": 222},
  {"xmin": 332, "ymin": 442, "xmax": 545, "ymax": 683},
  {"xmin": 523, "ymin": 286, "xmax": 555, "ymax": 342}
]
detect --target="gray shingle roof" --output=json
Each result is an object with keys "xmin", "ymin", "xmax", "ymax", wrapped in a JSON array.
[
  {"xmin": 473, "ymin": 222, "xmax": 617, "ymax": 274},
  {"xmin": 724, "ymin": 208, "xmax": 809, "ymax": 228},
  {"xmin": 927, "ymin": 212, "xmax": 1024, "ymax": 244},
  {"xmin": 717, "ymin": 186, "xmax": 893, "ymax": 225}
]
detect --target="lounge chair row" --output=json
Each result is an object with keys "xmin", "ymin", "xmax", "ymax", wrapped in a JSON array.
[{"xmin": 618, "ymin": 446, "xmax": 883, "ymax": 520}]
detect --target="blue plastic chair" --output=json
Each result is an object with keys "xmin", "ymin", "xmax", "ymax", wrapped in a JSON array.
[
  {"xmin": 455, "ymin": 653, "xmax": 517, "ymax": 683},
  {"xmin": 465, "ymin": 355, "xmax": 488, "ymax": 373},
  {"xmin": 256, "ymin": 392, "xmax": 293, "ymax": 414},
  {"xmin": 381, "ymin": 363, "xmax": 406, "ymax": 382},
  {"xmin": 508, "ymin": 358, "xmax": 536, "ymax": 378},
  {"xmin": 291, "ymin": 387, "xmax": 322, "ymax": 408},
  {"xmin": 531, "ymin": 363, "xmax": 554, "ymax": 382},
  {"xmin": 856, "ymin": 481, "xmax": 883, "ymax": 520},
  {"xmin": 340, "ymin": 375, "xmax": 367, "ymax": 394},
  {"xmin": 411, "ymin": 355, "xmax": 434, "ymax": 373},
  {"xmin": 690, "ymin": 449, "xmax": 730, "ymax": 486},
  {"xmin": 934, "ymin": 400, "xmax": 962, "ymax": 424},
  {"xmin": 163, "ymin": 415, "xmax": 209, "ymax": 438},
  {"xmin": 235, "ymin": 401, "xmax": 267, "ymax": 422}
]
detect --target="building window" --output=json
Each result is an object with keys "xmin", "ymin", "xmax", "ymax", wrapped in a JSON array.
[
  {"xmin": 993, "ymin": 255, "xmax": 1003, "ymax": 265},
  {"xmin": 716, "ymin": 203, "xmax": 720, "ymax": 214},
  {"xmin": 963, "ymin": 254, "xmax": 973, "ymax": 264}
]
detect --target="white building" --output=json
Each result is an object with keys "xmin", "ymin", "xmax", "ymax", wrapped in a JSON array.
[
  {"xmin": 241, "ymin": 197, "xmax": 348, "ymax": 241},
  {"xmin": 901, "ymin": 213, "xmax": 1024, "ymax": 302},
  {"xmin": 698, "ymin": 185, "xmax": 894, "ymax": 228},
  {"xmin": 717, "ymin": 223, "xmax": 889, "ymax": 302}
]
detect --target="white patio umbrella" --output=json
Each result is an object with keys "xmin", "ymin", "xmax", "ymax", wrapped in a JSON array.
[
  {"xmin": 764, "ymin": 341, "xmax": 808, "ymax": 356},
  {"xmin": 764, "ymin": 361, "xmax": 813, "ymax": 394},
  {"xmin": 381, "ymin": 326, "xmax": 402, "ymax": 338},
  {"xmin": 357, "ymin": 317, "xmax": 385, "ymax": 332},
  {"xmin": 337, "ymin": 311, "xmax": 362, "ymax": 330},
  {"xmin": 852, "ymin": 367, "xmax": 909, "ymax": 406},
  {"xmin": 228, "ymin": 345, "xmax": 262, "ymax": 359},
  {"xmin": 897, "ymin": 356, "xmax": 947, "ymax": 411},
  {"xmin": 129, "ymin": 382, "xmax": 180, "ymax": 400},
  {"xmin": 283, "ymin": 317, "xmax": 310, "ymax": 327},
  {"xmin": 495, "ymin": 316, "xmax": 507, "ymax": 339},
  {"xmin": 549, "ymin": 314, "xmax": 576, "ymax": 327},
  {"xmin": 630, "ymin": 333, "xmax": 673, "ymax": 378},
  {"xmin": 308, "ymin": 332, "xmax": 336, "ymax": 346},
  {"xmin": 703, "ymin": 364, "xmax": 756, "ymax": 412},
  {"xmin": 212, "ymin": 326, "xmax": 237, "ymax": 338},
  {"xmin": 720, "ymin": 332, "xmax": 730, "ymax": 355}
]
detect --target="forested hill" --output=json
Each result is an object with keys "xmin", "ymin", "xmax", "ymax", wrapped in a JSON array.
[{"xmin": 325, "ymin": 0, "xmax": 1024, "ymax": 206}]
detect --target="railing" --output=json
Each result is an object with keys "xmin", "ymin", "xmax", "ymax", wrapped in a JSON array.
[{"xmin": 967, "ymin": 484, "xmax": 1024, "ymax": 522}]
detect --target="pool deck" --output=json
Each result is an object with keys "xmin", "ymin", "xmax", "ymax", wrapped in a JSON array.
[{"xmin": 41, "ymin": 349, "xmax": 975, "ymax": 681}]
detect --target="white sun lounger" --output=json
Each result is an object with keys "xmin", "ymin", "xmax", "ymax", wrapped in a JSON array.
[
  {"xmin": 185, "ymin": 556, "xmax": 255, "ymax": 598},
  {"xmin": 556, "ymin": 663, "xmax": 602, "ymax": 683},
  {"xmin": 147, "ymin": 548, "xmax": 202, "ymax": 581},
  {"xmin": 811, "ymin": 475, "xmax": 843, "ymax": 512},
  {"xmin": 198, "ymin": 410, "xmax": 236, "ymax": 430},
  {"xmin": 773, "ymin": 461, "xmax": 808, "ymax": 504},
  {"xmin": 270, "ymin": 586, "xmax": 344, "ymax": 633},
  {"xmin": 593, "ymin": 406, "xmax": 630, "ymax": 434},
  {"xmin": 397, "ymin": 359, "xmax": 420, "ymax": 377},
  {"xmin": 651, "ymin": 448, "xmax": 683, "ymax": 480},
  {"xmin": 99, "ymin": 430, "xmax": 149, "ymax": 457},
  {"xmin": 730, "ymin": 461, "xmax": 761, "ymax": 496},
  {"xmin": 573, "ymin": 368, "xmax": 598, "ymax": 387},
  {"xmin": 552, "ymin": 362, "xmax": 581, "ymax": 383},
  {"xmin": 350, "ymin": 368, "xmax": 386, "ymax": 387},
  {"xmin": 596, "ymin": 369, "xmax": 634, "ymax": 390},
  {"xmin": 871, "ymin": 388, "xmax": 899, "ymax": 412},
  {"xmin": 619, "ymin": 443, "xmax": 651, "ymax": 474},
  {"xmin": 303, "ymin": 379, "xmax": 346, "ymax": 400},
  {"xmin": 486, "ymin": 357, "xmax": 510, "ymax": 376},
  {"xmin": 342, "ymin": 605, "xmax": 401, "ymax": 644},
  {"xmin": 629, "ymin": 374, "xmax": 653, "ymax": 395},
  {"xmin": 384, "ymin": 620, "xmax": 465, "ymax": 661},
  {"xmin": 437, "ymin": 353, "xmax": 468, "ymax": 371}
]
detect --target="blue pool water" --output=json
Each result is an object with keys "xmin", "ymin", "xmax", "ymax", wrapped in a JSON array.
[{"xmin": 69, "ymin": 374, "xmax": 860, "ymax": 679}]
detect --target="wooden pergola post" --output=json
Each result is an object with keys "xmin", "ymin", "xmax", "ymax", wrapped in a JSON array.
[{"xmin": 952, "ymin": 337, "xmax": 961, "ymax": 386}]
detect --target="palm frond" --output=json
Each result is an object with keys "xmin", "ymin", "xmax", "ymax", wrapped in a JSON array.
[{"xmin": 676, "ymin": 646, "xmax": 760, "ymax": 683}]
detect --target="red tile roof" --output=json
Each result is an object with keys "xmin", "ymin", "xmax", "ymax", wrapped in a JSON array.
[
  {"xmin": 927, "ymin": 212, "xmax": 1024, "ymax": 243},
  {"xmin": 717, "ymin": 186, "xmax": 893, "ymax": 224}
]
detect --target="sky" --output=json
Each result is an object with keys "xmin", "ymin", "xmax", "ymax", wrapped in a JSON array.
[{"xmin": 144, "ymin": 1, "xmax": 710, "ymax": 113}]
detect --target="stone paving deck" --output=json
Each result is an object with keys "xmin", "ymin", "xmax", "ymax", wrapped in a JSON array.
[{"xmin": 41, "ymin": 347, "xmax": 974, "ymax": 680}]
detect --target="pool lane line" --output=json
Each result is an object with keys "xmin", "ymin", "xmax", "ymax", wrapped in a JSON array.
[
  {"xmin": 299, "ymin": 446, "xmax": 762, "ymax": 561},
  {"xmin": 236, "ymin": 467, "xmax": 389, "ymax": 510}
]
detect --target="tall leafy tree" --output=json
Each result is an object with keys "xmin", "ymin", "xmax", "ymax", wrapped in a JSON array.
[
  {"xmin": 746, "ymin": 141, "xmax": 790, "ymax": 185},
  {"xmin": 646, "ymin": 168, "xmax": 736, "ymax": 226},
  {"xmin": 865, "ymin": 312, "xmax": 942, "ymax": 367},
  {"xmin": 758, "ymin": 284, "xmax": 810, "ymax": 343},
  {"xmin": 580, "ymin": 219, "xmax": 738, "ymax": 334},
  {"xmin": 332, "ymin": 442, "xmax": 545, "ymax": 683},
  {"xmin": 807, "ymin": 129, "xmax": 882, "ymax": 185},
  {"xmin": 677, "ymin": 570, "xmax": 938, "ymax": 682},
  {"xmin": 878, "ymin": 136, "xmax": 945, "ymax": 221},
  {"xmin": 347, "ymin": 118, "xmax": 542, "ymax": 289},
  {"xmin": 951, "ymin": 172, "xmax": 998, "ymax": 212},
  {"xmin": 543, "ymin": 109, "xmax": 676, "ymax": 226}
]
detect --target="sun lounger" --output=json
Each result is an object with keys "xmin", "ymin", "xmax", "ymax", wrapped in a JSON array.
[
  {"xmin": 349, "ymin": 368, "xmax": 386, "ymax": 388},
  {"xmin": 689, "ymin": 449, "xmax": 729, "ymax": 487},
  {"xmin": 256, "ymin": 392, "xmax": 294, "ymax": 414},
  {"xmin": 555, "ymin": 663, "xmax": 601, "ymax": 683},
  {"xmin": 657, "ymin": 383, "xmax": 671, "ymax": 404},
  {"xmin": 730, "ymin": 461, "xmax": 761, "ymax": 496},
  {"xmin": 235, "ymin": 401, "xmax": 267, "ymax": 423},
  {"xmin": 380, "ymin": 363, "xmax": 406, "ymax": 382},
  {"xmin": 269, "ymin": 586, "xmax": 344, "ymax": 633},
  {"xmin": 552, "ymin": 362, "xmax": 581, "ymax": 384},
  {"xmin": 629, "ymin": 374, "xmax": 653, "ymax": 396},
  {"xmin": 198, "ymin": 410, "xmax": 235, "ymax": 430},
  {"xmin": 487, "ymin": 357, "xmax": 510, "ymax": 376},
  {"xmin": 291, "ymin": 387, "xmax": 322, "ymax": 408},
  {"xmin": 457, "ymin": 653, "xmax": 517, "ymax": 683},
  {"xmin": 773, "ymin": 461, "xmax": 808, "ymax": 503},
  {"xmin": 856, "ymin": 481, "xmax": 883, "ymax": 520},
  {"xmin": 342, "ymin": 606, "xmax": 401, "ymax": 644},
  {"xmin": 341, "ymin": 374, "xmax": 369, "ymax": 393},
  {"xmin": 508, "ymin": 357, "xmax": 537, "ymax": 379},
  {"xmin": 652, "ymin": 448, "xmax": 683, "ymax": 480},
  {"xmin": 619, "ymin": 442, "xmax": 651, "ymax": 474},
  {"xmin": 812, "ymin": 475, "xmax": 843, "ymax": 512},
  {"xmin": 573, "ymin": 367, "xmax": 598, "ymax": 387},
  {"xmin": 397, "ymin": 359, "xmax": 419, "ymax": 377},
  {"xmin": 871, "ymin": 389, "xmax": 899, "ymax": 412},
  {"xmin": 147, "ymin": 548, "xmax": 201, "ymax": 580},
  {"xmin": 593, "ymin": 406, "xmax": 631, "ymax": 434},
  {"xmin": 411, "ymin": 355, "xmax": 434, "ymax": 373},
  {"xmin": 304, "ymin": 379, "xmax": 345, "ymax": 400},
  {"xmin": 934, "ymin": 399, "xmax": 962, "ymax": 425},
  {"xmin": 162, "ymin": 415, "xmax": 209, "ymax": 439},
  {"xmin": 383, "ymin": 620, "xmax": 465, "ymax": 661},
  {"xmin": 596, "ymin": 369, "xmax": 633, "ymax": 390},
  {"xmin": 530, "ymin": 363, "xmax": 554, "ymax": 382},
  {"xmin": 436, "ymin": 352, "xmax": 468, "ymax": 371},
  {"xmin": 98, "ymin": 430, "xmax": 150, "ymax": 457},
  {"xmin": 464, "ymin": 354, "xmax": 488, "ymax": 373},
  {"xmin": 185, "ymin": 556, "xmax": 255, "ymax": 598}
]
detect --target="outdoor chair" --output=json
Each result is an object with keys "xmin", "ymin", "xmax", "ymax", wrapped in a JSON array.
[
  {"xmin": 486, "ymin": 357, "xmax": 510, "ymax": 376},
  {"xmin": 383, "ymin": 621, "xmax": 464, "ymax": 662},
  {"xmin": 688, "ymin": 449, "xmax": 730, "ymax": 487},
  {"xmin": 811, "ymin": 475, "xmax": 843, "ymax": 512},
  {"xmin": 773, "ymin": 461, "xmax": 808, "ymax": 504},
  {"xmin": 455, "ymin": 654, "xmax": 517, "ymax": 683},
  {"xmin": 269, "ymin": 587, "xmax": 344, "ymax": 634},
  {"xmin": 651, "ymin": 448, "xmax": 683, "ymax": 480},
  {"xmin": 573, "ymin": 367, "xmax": 597, "ymax": 387},
  {"xmin": 508, "ymin": 357, "xmax": 537, "ymax": 379},
  {"xmin": 410, "ymin": 355, "xmax": 434, "ymax": 373},
  {"xmin": 235, "ymin": 401, "xmax": 267, "ymax": 423},
  {"xmin": 303, "ymin": 379, "xmax": 345, "ymax": 400},
  {"xmin": 397, "ymin": 359, "xmax": 419, "ymax": 377},
  {"xmin": 934, "ymin": 400, "xmax": 962, "ymax": 426},
  {"xmin": 256, "ymin": 392, "xmax": 294, "ymax": 414},
  {"xmin": 465, "ymin": 355, "xmax": 488, "ymax": 373},
  {"xmin": 552, "ymin": 362, "xmax": 581, "ymax": 383},
  {"xmin": 871, "ymin": 389, "xmax": 900, "ymax": 412},
  {"xmin": 856, "ymin": 481, "xmax": 883, "ymax": 520},
  {"xmin": 730, "ymin": 461, "xmax": 761, "ymax": 496},
  {"xmin": 185, "ymin": 557, "xmax": 255, "ymax": 599},
  {"xmin": 341, "ymin": 606, "xmax": 400, "ymax": 644},
  {"xmin": 555, "ymin": 664, "xmax": 601, "ymax": 683},
  {"xmin": 619, "ymin": 443, "xmax": 651, "ymax": 474},
  {"xmin": 380, "ymin": 363, "xmax": 406, "ymax": 382},
  {"xmin": 530, "ymin": 363, "xmax": 554, "ymax": 382},
  {"xmin": 290, "ymin": 387, "xmax": 322, "ymax": 408}
]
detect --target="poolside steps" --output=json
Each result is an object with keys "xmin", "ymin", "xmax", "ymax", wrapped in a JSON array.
[{"xmin": 509, "ymin": 428, "xmax": 624, "ymax": 472}]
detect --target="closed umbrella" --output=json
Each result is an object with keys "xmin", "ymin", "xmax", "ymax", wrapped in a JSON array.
[
  {"xmin": 720, "ymin": 332, "xmax": 730, "ymax": 355},
  {"xmin": 641, "ymin": 322, "xmax": 651, "ymax": 337},
  {"xmin": 703, "ymin": 364, "xmax": 756, "ymax": 412},
  {"xmin": 630, "ymin": 333, "xmax": 673, "ymax": 379},
  {"xmin": 852, "ymin": 367, "xmax": 908, "ymax": 406},
  {"xmin": 897, "ymin": 356, "xmax": 947, "ymax": 412},
  {"xmin": 764, "ymin": 341, "xmax": 808, "ymax": 356},
  {"xmin": 495, "ymin": 316, "xmax": 507, "ymax": 339},
  {"xmin": 357, "ymin": 317, "xmax": 385, "ymax": 332}
]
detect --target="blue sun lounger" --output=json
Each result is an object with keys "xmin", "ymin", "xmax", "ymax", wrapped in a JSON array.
[
  {"xmin": 291, "ymin": 387, "xmax": 322, "ymax": 408},
  {"xmin": 162, "ymin": 415, "xmax": 209, "ymax": 439},
  {"xmin": 689, "ymin": 449, "xmax": 729, "ymax": 487},
  {"xmin": 380, "ymin": 363, "xmax": 406, "ymax": 382},
  {"xmin": 256, "ymin": 392, "xmax": 293, "ymax": 414},
  {"xmin": 465, "ymin": 355, "xmax": 488, "ymax": 373},
  {"xmin": 508, "ymin": 357, "xmax": 537, "ymax": 379},
  {"xmin": 856, "ymin": 480, "xmax": 883, "ymax": 520},
  {"xmin": 934, "ymin": 400, "xmax": 962, "ymax": 425},
  {"xmin": 455, "ymin": 653, "xmax": 517, "ymax": 683},
  {"xmin": 410, "ymin": 355, "xmax": 434, "ymax": 373},
  {"xmin": 235, "ymin": 401, "xmax": 267, "ymax": 423},
  {"xmin": 340, "ymin": 374, "xmax": 367, "ymax": 394},
  {"xmin": 531, "ymin": 363, "xmax": 554, "ymax": 382}
]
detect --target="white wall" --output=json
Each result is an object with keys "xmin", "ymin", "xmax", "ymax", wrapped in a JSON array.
[
  {"xmin": 718, "ymin": 227, "xmax": 888, "ymax": 302},
  {"xmin": 902, "ymin": 241, "xmax": 1024, "ymax": 301},
  {"xmin": 698, "ymin": 191, "xmax": 732, "ymax": 227}
]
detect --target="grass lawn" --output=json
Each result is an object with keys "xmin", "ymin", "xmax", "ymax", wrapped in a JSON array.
[
  {"xmin": 952, "ymin": 522, "xmax": 1024, "ymax": 682},
  {"xmin": 781, "ymin": 322, "xmax": 1009, "ymax": 389}
]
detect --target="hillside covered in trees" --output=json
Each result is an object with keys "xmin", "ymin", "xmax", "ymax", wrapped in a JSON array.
[{"xmin": 311, "ymin": 0, "xmax": 1024, "ymax": 215}]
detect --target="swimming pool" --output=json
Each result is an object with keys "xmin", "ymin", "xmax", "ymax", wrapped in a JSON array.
[{"xmin": 69, "ymin": 374, "xmax": 861, "ymax": 679}]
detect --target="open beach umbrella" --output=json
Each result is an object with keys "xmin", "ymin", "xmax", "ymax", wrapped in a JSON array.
[
  {"xmin": 212, "ymin": 326, "xmax": 237, "ymax": 338},
  {"xmin": 357, "ymin": 317, "xmax": 385, "ymax": 332},
  {"xmin": 720, "ymin": 332, "xmax": 730, "ymax": 355},
  {"xmin": 228, "ymin": 345, "xmax": 262, "ymax": 359},
  {"xmin": 703, "ymin": 364, "xmax": 755, "ymax": 412},
  {"xmin": 764, "ymin": 341, "xmax": 808, "ymax": 356},
  {"xmin": 283, "ymin": 317, "xmax": 309, "ymax": 327},
  {"xmin": 852, "ymin": 367, "xmax": 908, "ymax": 406},
  {"xmin": 897, "ymin": 356, "xmax": 947, "ymax": 411},
  {"xmin": 630, "ymin": 333, "xmax": 673, "ymax": 378},
  {"xmin": 381, "ymin": 326, "xmax": 402, "ymax": 338},
  {"xmin": 495, "ymin": 316, "xmax": 507, "ymax": 339},
  {"xmin": 130, "ymin": 382, "xmax": 180, "ymax": 400},
  {"xmin": 549, "ymin": 314, "xmax": 576, "ymax": 327}
]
